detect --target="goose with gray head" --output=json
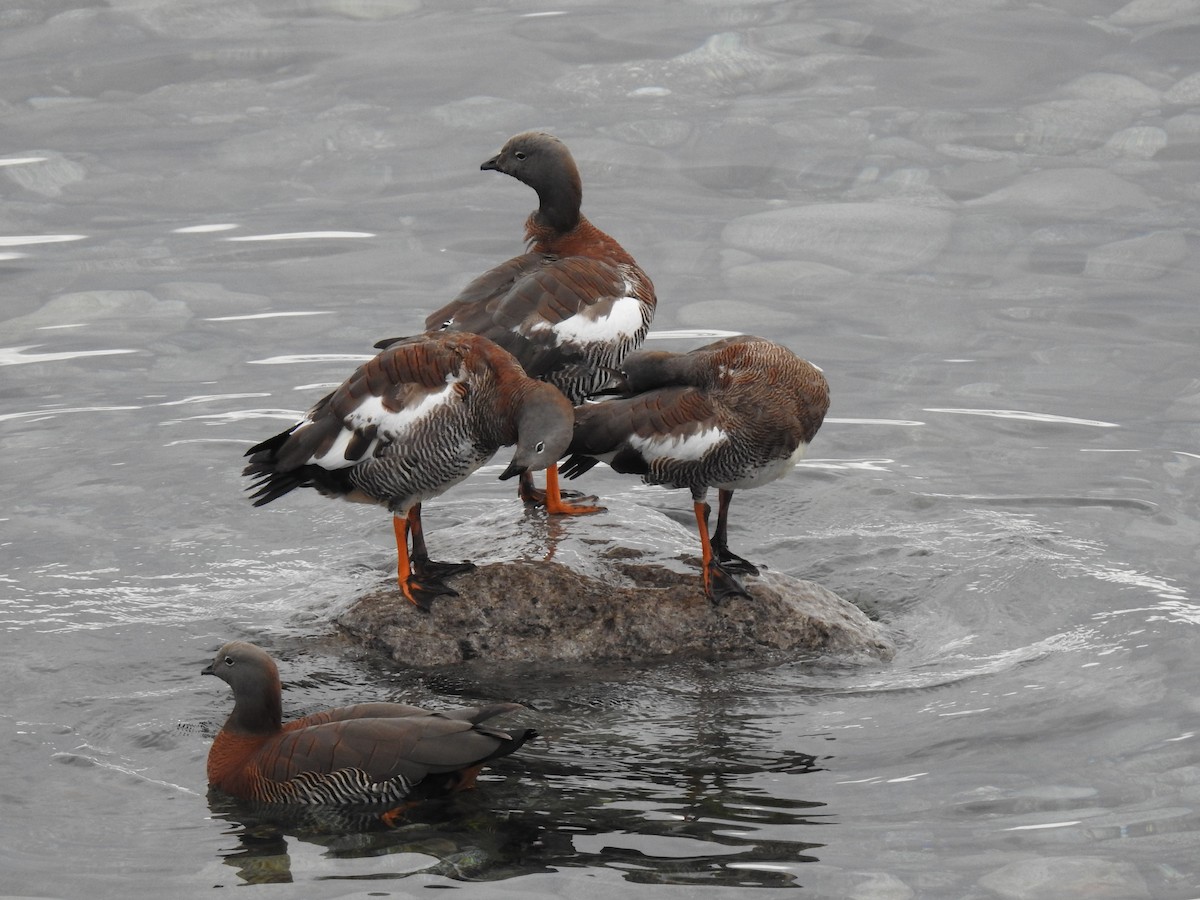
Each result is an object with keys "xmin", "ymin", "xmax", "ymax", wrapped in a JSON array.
[
  {"xmin": 243, "ymin": 331, "xmax": 574, "ymax": 610},
  {"xmin": 412, "ymin": 131, "xmax": 657, "ymax": 516},
  {"xmin": 203, "ymin": 640, "xmax": 534, "ymax": 814},
  {"xmin": 561, "ymin": 335, "xmax": 830, "ymax": 602}
]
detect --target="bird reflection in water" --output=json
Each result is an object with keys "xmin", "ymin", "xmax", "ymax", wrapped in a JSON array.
[
  {"xmin": 207, "ymin": 707, "xmax": 829, "ymax": 889},
  {"xmin": 207, "ymin": 786, "xmax": 546, "ymax": 885}
]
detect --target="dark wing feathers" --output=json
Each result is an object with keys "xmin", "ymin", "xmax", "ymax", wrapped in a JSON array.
[
  {"xmin": 427, "ymin": 255, "xmax": 629, "ymax": 343},
  {"xmin": 634, "ymin": 389, "xmax": 717, "ymax": 438},
  {"xmin": 289, "ymin": 702, "xmax": 523, "ymax": 729},
  {"xmin": 335, "ymin": 336, "xmax": 467, "ymax": 415},
  {"xmin": 563, "ymin": 388, "xmax": 719, "ymax": 479},
  {"xmin": 569, "ymin": 387, "xmax": 717, "ymax": 457},
  {"xmin": 525, "ymin": 259, "xmax": 629, "ymax": 325},
  {"xmin": 260, "ymin": 714, "xmax": 523, "ymax": 785},
  {"xmin": 242, "ymin": 335, "xmax": 481, "ymax": 503},
  {"xmin": 426, "ymin": 254, "xmax": 542, "ymax": 330}
]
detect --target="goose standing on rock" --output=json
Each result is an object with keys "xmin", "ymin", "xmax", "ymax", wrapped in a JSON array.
[
  {"xmin": 243, "ymin": 331, "xmax": 574, "ymax": 610},
  {"xmin": 419, "ymin": 131, "xmax": 657, "ymax": 515},
  {"xmin": 560, "ymin": 335, "xmax": 830, "ymax": 602},
  {"xmin": 203, "ymin": 641, "xmax": 534, "ymax": 812}
]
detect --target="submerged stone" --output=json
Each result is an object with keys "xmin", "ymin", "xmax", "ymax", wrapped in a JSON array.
[
  {"xmin": 1098, "ymin": 125, "xmax": 1168, "ymax": 159},
  {"xmin": 722, "ymin": 202, "xmax": 954, "ymax": 273},
  {"xmin": 1164, "ymin": 70, "xmax": 1200, "ymax": 105},
  {"xmin": 336, "ymin": 499, "xmax": 892, "ymax": 668},
  {"xmin": 1110, "ymin": 0, "xmax": 1200, "ymax": 25},
  {"xmin": 1018, "ymin": 99, "xmax": 1134, "ymax": 154},
  {"xmin": 978, "ymin": 856, "xmax": 1150, "ymax": 900},
  {"xmin": 1, "ymin": 151, "xmax": 86, "ymax": 197},
  {"xmin": 1058, "ymin": 72, "xmax": 1161, "ymax": 110},
  {"xmin": 964, "ymin": 168, "xmax": 1153, "ymax": 217},
  {"xmin": 1084, "ymin": 230, "xmax": 1188, "ymax": 280}
]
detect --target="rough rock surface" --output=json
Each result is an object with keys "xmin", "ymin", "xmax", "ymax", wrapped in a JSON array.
[{"xmin": 335, "ymin": 498, "xmax": 893, "ymax": 668}]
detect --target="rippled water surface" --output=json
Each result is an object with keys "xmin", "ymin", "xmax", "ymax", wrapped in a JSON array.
[{"xmin": 3, "ymin": 0, "xmax": 1199, "ymax": 897}]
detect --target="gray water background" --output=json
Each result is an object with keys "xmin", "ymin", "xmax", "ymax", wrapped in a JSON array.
[{"xmin": 2, "ymin": 0, "xmax": 1198, "ymax": 896}]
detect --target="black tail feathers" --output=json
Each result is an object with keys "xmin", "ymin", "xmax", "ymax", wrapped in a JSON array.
[{"xmin": 243, "ymin": 427, "xmax": 307, "ymax": 507}]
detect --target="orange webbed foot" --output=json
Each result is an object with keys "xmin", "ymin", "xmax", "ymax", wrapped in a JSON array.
[
  {"xmin": 529, "ymin": 465, "xmax": 604, "ymax": 516},
  {"xmin": 518, "ymin": 482, "xmax": 601, "ymax": 510},
  {"xmin": 542, "ymin": 492, "xmax": 605, "ymax": 516},
  {"xmin": 379, "ymin": 802, "xmax": 420, "ymax": 828}
]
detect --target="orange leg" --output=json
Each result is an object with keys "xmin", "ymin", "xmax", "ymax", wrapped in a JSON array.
[
  {"xmin": 450, "ymin": 764, "xmax": 484, "ymax": 792},
  {"xmin": 538, "ymin": 464, "xmax": 604, "ymax": 516},
  {"xmin": 693, "ymin": 500, "xmax": 750, "ymax": 603},
  {"xmin": 393, "ymin": 514, "xmax": 457, "ymax": 612},
  {"xmin": 379, "ymin": 801, "xmax": 421, "ymax": 828}
]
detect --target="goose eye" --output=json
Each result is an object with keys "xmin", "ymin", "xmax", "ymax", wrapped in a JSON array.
[
  {"xmin": 514, "ymin": 151, "xmax": 527, "ymax": 160},
  {"xmin": 224, "ymin": 656, "xmax": 235, "ymax": 666},
  {"xmin": 535, "ymin": 441, "xmax": 545, "ymax": 453}
]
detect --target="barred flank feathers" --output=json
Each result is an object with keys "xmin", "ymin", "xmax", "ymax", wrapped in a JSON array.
[
  {"xmin": 259, "ymin": 726, "xmax": 537, "ymax": 805},
  {"xmin": 207, "ymin": 642, "xmax": 539, "ymax": 809},
  {"xmin": 268, "ymin": 768, "xmax": 414, "ymax": 806}
]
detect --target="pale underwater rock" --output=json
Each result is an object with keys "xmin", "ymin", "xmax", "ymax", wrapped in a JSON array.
[
  {"xmin": 553, "ymin": 31, "xmax": 832, "ymax": 101},
  {"xmin": 1097, "ymin": 125, "xmax": 1168, "ymax": 159},
  {"xmin": 1017, "ymin": 99, "xmax": 1135, "ymax": 154},
  {"xmin": 1057, "ymin": 72, "xmax": 1162, "ymax": 111},
  {"xmin": 1083, "ymin": 231, "xmax": 1189, "ymax": 280},
  {"xmin": 600, "ymin": 119, "xmax": 694, "ymax": 149},
  {"xmin": 1166, "ymin": 112, "xmax": 1200, "ymax": 140},
  {"xmin": 1164, "ymin": 71, "xmax": 1200, "ymax": 105},
  {"xmin": 847, "ymin": 871, "xmax": 916, "ymax": 900},
  {"xmin": 428, "ymin": 96, "xmax": 540, "ymax": 130},
  {"xmin": 846, "ymin": 167, "xmax": 955, "ymax": 206},
  {"xmin": 722, "ymin": 202, "xmax": 954, "ymax": 273},
  {"xmin": 977, "ymin": 856, "xmax": 1150, "ymax": 900},
  {"xmin": 336, "ymin": 499, "xmax": 892, "ymax": 668},
  {"xmin": 1, "ymin": 290, "xmax": 190, "ymax": 338},
  {"xmin": 723, "ymin": 259, "xmax": 855, "ymax": 297},
  {"xmin": 778, "ymin": 116, "xmax": 871, "ymax": 153},
  {"xmin": 155, "ymin": 282, "xmax": 273, "ymax": 318},
  {"xmin": 678, "ymin": 118, "xmax": 786, "ymax": 192},
  {"xmin": 963, "ymin": 168, "xmax": 1154, "ymax": 218},
  {"xmin": 297, "ymin": 0, "xmax": 422, "ymax": 19},
  {"xmin": 2, "ymin": 151, "xmax": 86, "ymax": 197},
  {"xmin": 1110, "ymin": 0, "xmax": 1200, "ymax": 24}
]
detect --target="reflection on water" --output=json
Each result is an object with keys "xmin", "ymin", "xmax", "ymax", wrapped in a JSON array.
[
  {"xmin": 224, "ymin": 230, "xmax": 376, "ymax": 242},
  {"xmin": 0, "ymin": 233, "xmax": 87, "ymax": 246},
  {"xmin": 0, "ymin": 345, "xmax": 138, "ymax": 365},
  {"xmin": 924, "ymin": 407, "xmax": 1121, "ymax": 428},
  {"xmin": 208, "ymin": 723, "xmax": 828, "ymax": 888},
  {"xmin": 199, "ymin": 650, "xmax": 837, "ymax": 887}
]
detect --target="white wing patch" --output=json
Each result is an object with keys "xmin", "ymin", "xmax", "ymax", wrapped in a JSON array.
[
  {"xmin": 308, "ymin": 379, "xmax": 462, "ymax": 469},
  {"xmin": 530, "ymin": 293, "xmax": 646, "ymax": 345},
  {"xmin": 630, "ymin": 426, "xmax": 725, "ymax": 462}
]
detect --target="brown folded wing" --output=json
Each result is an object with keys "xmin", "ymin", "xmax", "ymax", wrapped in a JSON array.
[
  {"xmin": 426, "ymin": 255, "xmax": 633, "ymax": 379},
  {"xmin": 286, "ymin": 702, "xmax": 523, "ymax": 730},
  {"xmin": 261, "ymin": 713, "xmax": 518, "ymax": 786}
]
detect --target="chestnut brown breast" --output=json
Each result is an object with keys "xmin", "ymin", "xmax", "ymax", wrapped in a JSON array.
[
  {"xmin": 425, "ymin": 132, "xmax": 656, "ymax": 405},
  {"xmin": 204, "ymin": 641, "xmax": 535, "ymax": 806}
]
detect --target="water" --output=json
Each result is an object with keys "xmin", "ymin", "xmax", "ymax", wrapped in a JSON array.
[{"xmin": 2, "ymin": 0, "xmax": 1198, "ymax": 896}]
